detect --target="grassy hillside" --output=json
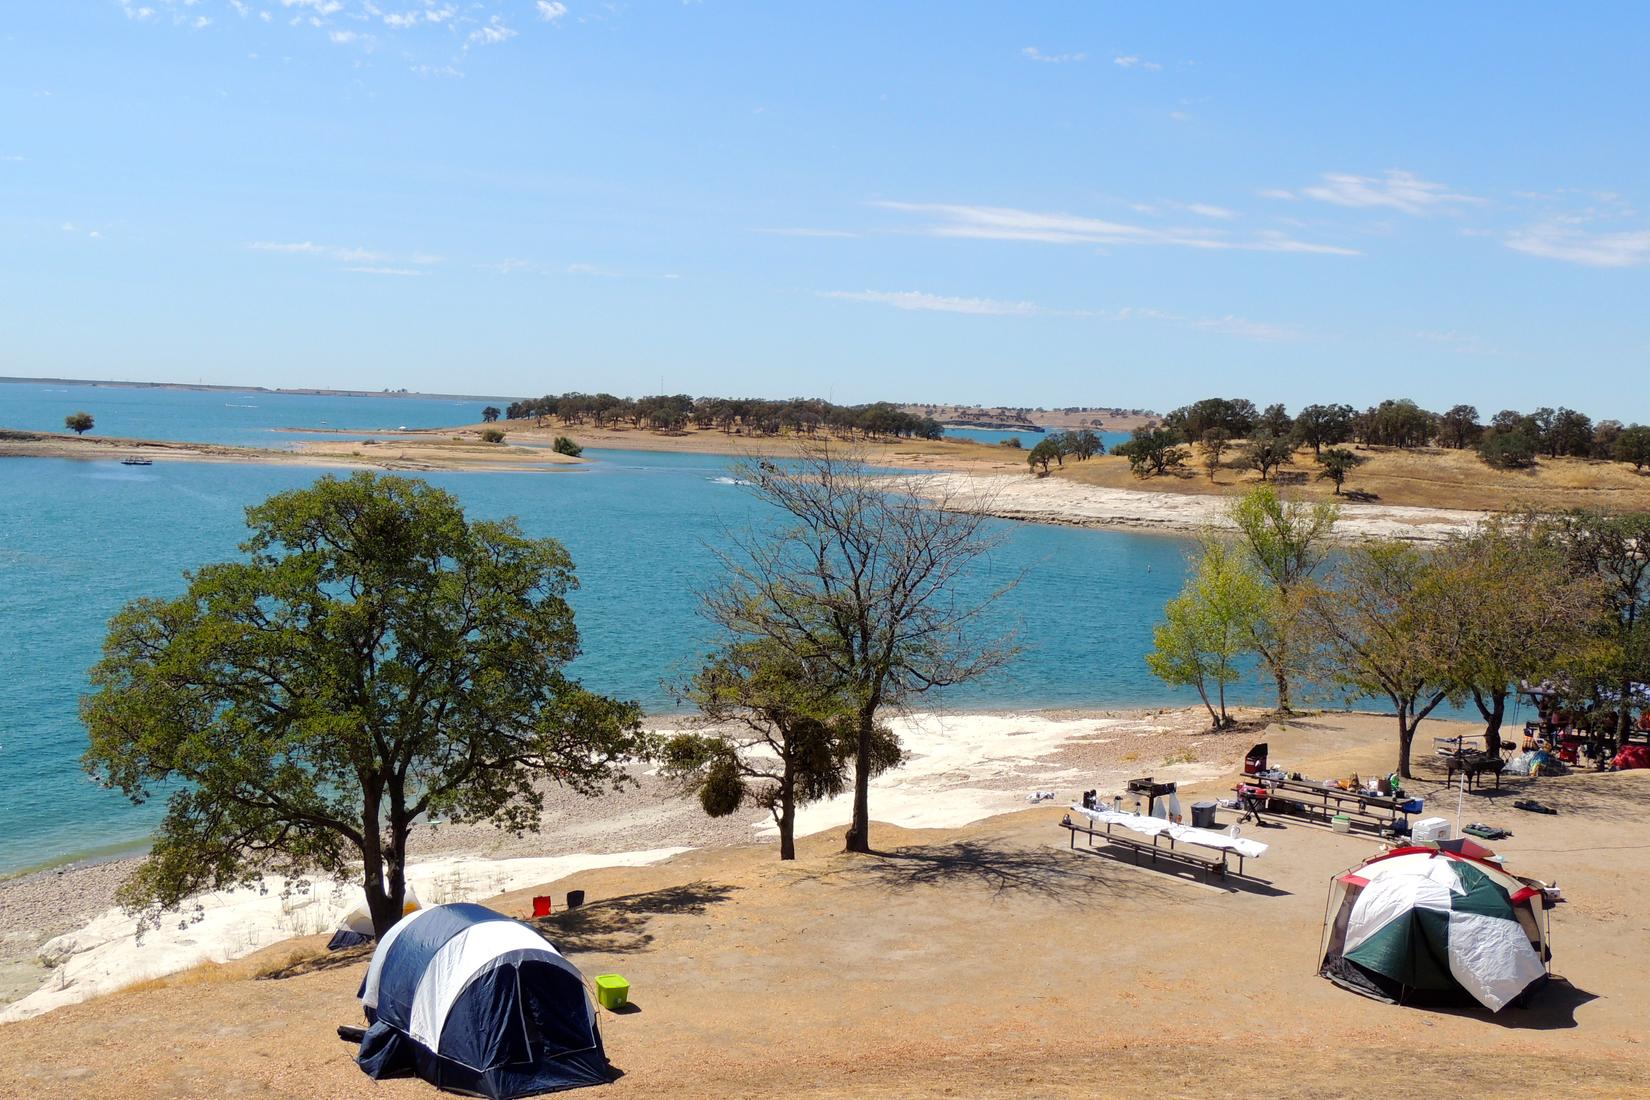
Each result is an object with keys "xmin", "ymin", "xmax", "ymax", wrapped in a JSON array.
[{"xmin": 1055, "ymin": 442, "xmax": 1650, "ymax": 513}]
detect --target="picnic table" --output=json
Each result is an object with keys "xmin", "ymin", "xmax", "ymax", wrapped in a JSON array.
[
  {"xmin": 1060, "ymin": 808, "xmax": 1266, "ymax": 882},
  {"xmin": 1244, "ymin": 777, "xmax": 1416, "ymax": 834},
  {"xmin": 1443, "ymin": 751, "xmax": 1506, "ymax": 790}
]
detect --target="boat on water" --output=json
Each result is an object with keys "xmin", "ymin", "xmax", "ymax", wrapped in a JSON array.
[{"xmin": 120, "ymin": 456, "xmax": 153, "ymax": 466}]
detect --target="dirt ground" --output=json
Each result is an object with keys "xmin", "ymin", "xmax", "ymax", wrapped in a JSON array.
[{"xmin": 3, "ymin": 713, "xmax": 1647, "ymax": 1098}]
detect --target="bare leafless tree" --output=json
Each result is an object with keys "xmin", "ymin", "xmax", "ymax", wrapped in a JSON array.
[{"xmin": 705, "ymin": 442, "xmax": 1017, "ymax": 853}]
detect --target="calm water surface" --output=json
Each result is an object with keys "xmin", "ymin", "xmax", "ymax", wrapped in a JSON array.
[{"xmin": 0, "ymin": 383, "xmax": 1232, "ymax": 873}]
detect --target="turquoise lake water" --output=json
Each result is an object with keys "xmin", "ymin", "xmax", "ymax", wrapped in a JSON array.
[{"xmin": 0, "ymin": 382, "xmax": 1218, "ymax": 874}]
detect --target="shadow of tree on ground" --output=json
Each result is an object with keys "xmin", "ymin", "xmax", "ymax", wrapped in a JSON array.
[
  {"xmin": 531, "ymin": 881, "xmax": 738, "ymax": 956},
  {"xmin": 804, "ymin": 837, "xmax": 1182, "ymax": 903}
]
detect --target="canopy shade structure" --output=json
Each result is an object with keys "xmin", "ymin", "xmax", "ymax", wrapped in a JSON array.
[
  {"xmin": 1319, "ymin": 847, "xmax": 1550, "ymax": 1012},
  {"xmin": 356, "ymin": 903, "xmax": 610, "ymax": 1097}
]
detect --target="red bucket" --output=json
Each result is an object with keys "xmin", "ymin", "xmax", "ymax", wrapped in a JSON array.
[{"xmin": 532, "ymin": 895, "xmax": 552, "ymax": 918}]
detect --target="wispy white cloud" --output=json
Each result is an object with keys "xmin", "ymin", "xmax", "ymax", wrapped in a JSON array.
[
  {"xmin": 1504, "ymin": 224, "xmax": 1650, "ymax": 268},
  {"xmin": 1188, "ymin": 314, "xmax": 1300, "ymax": 342},
  {"xmin": 250, "ymin": 240, "xmax": 388, "ymax": 262},
  {"xmin": 1113, "ymin": 55, "xmax": 1162, "ymax": 71},
  {"xmin": 476, "ymin": 258, "xmax": 539, "ymax": 274},
  {"xmin": 752, "ymin": 227, "xmax": 862, "ymax": 238},
  {"xmin": 248, "ymin": 240, "xmax": 441, "ymax": 272},
  {"xmin": 822, "ymin": 289, "xmax": 1048, "ymax": 317},
  {"xmin": 822, "ymin": 290, "xmax": 1303, "ymax": 341},
  {"xmin": 1185, "ymin": 203, "xmax": 1236, "ymax": 220},
  {"xmin": 873, "ymin": 201, "xmax": 1359, "ymax": 256},
  {"xmin": 1280, "ymin": 170, "xmax": 1482, "ymax": 215},
  {"xmin": 1022, "ymin": 46, "xmax": 1084, "ymax": 64},
  {"xmin": 467, "ymin": 15, "xmax": 517, "ymax": 45},
  {"xmin": 563, "ymin": 261, "xmax": 678, "ymax": 280},
  {"xmin": 1415, "ymin": 329, "xmax": 1495, "ymax": 354},
  {"xmin": 536, "ymin": 1, "xmax": 568, "ymax": 21}
]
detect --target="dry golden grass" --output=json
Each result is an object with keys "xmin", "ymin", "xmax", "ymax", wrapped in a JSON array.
[{"xmin": 1056, "ymin": 442, "xmax": 1650, "ymax": 513}]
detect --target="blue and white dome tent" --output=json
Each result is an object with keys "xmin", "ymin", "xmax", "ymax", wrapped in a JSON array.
[{"xmin": 356, "ymin": 902, "xmax": 612, "ymax": 1097}]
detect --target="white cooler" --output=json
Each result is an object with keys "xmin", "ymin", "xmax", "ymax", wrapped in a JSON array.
[{"xmin": 1411, "ymin": 816, "xmax": 1451, "ymax": 843}]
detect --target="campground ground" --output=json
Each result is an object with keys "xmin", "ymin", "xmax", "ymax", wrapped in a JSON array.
[{"xmin": 2, "ymin": 713, "xmax": 1646, "ymax": 1099}]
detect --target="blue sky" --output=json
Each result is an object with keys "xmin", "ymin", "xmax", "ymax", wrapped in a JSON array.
[{"xmin": 2, "ymin": 3, "xmax": 1647, "ymax": 417}]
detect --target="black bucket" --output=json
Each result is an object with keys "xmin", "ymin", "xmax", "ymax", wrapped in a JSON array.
[
  {"xmin": 566, "ymin": 889, "xmax": 585, "ymax": 909},
  {"xmin": 1191, "ymin": 801, "xmax": 1218, "ymax": 829}
]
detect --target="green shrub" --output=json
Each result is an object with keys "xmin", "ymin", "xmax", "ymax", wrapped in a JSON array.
[
  {"xmin": 480, "ymin": 428, "xmax": 505, "ymax": 444},
  {"xmin": 1478, "ymin": 430, "xmax": 1536, "ymax": 469},
  {"xmin": 552, "ymin": 435, "xmax": 583, "ymax": 457}
]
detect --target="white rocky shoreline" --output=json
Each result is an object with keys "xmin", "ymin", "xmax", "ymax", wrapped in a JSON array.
[{"xmin": 918, "ymin": 471, "xmax": 1487, "ymax": 542}]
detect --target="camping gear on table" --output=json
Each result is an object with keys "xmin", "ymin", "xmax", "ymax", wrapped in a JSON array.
[
  {"xmin": 1243, "ymin": 743, "xmax": 1269, "ymax": 776},
  {"xmin": 1319, "ymin": 847, "xmax": 1551, "ymax": 1012},
  {"xmin": 328, "ymin": 884, "xmax": 422, "ymax": 951},
  {"xmin": 356, "ymin": 902, "xmax": 611, "ymax": 1097},
  {"xmin": 1127, "ymin": 777, "xmax": 1180, "ymax": 821}
]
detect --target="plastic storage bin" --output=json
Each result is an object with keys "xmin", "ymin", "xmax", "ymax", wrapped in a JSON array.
[{"xmin": 594, "ymin": 974, "xmax": 630, "ymax": 1011}]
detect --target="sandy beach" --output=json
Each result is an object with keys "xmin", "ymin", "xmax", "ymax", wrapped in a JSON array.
[
  {"xmin": 0, "ymin": 707, "xmax": 1224, "ymax": 1021},
  {"xmin": 2, "ymin": 709, "xmax": 1646, "ymax": 1097}
]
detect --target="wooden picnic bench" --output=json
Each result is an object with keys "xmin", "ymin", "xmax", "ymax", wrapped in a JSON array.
[
  {"xmin": 1059, "ymin": 816, "xmax": 1249, "ymax": 882},
  {"xmin": 1252, "ymin": 778, "xmax": 1411, "ymax": 834}
]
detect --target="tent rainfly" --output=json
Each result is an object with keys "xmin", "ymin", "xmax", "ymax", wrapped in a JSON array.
[
  {"xmin": 328, "ymin": 882, "xmax": 422, "ymax": 951},
  {"xmin": 356, "ymin": 902, "xmax": 611, "ymax": 1097},
  {"xmin": 1319, "ymin": 846, "xmax": 1551, "ymax": 1012}
]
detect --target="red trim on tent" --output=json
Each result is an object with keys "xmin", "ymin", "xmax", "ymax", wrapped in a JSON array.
[
  {"xmin": 1358, "ymin": 845, "xmax": 1509, "ymax": 877},
  {"xmin": 1338, "ymin": 874, "xmax": 1370, "ymax": 887},
  {"xmin": 1509, "ymin": 886, "xmax": 1541, "ymax": 904}
]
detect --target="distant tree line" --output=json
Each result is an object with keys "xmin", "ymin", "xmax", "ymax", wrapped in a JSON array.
[
  {"xmin": 502, "ymin": 393, "xmax": 944, "ymax": 441},
  {"xmin": 1114, "ymin": 396, "xmax": 1650, "ymax": 477}
]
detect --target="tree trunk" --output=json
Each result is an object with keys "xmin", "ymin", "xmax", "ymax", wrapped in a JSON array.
[
  {"xmin": 1195, "ymin": 682, "xmax": 1219, "ymax": 729},
  {"xmin": 1396, "ymin": 703, "xmax": 1415, "ymax": 779},
  {"xmin": 844, "ymin": 702, "xmax": 875, "ymax": 854},
  {"xmin": 778, "ymin": 760, "xmax": 797, "ymax": 861},
  {"xmin": 1620, "ymin": 676, "xmax": 1634, "ymax": 744},
  {"xmin": 1473, "ymin": 687, "xmax": 1507, "ymax": 756},
  {"xmin": 1272, "ymin": 664, "xmax": 1293, "ymax": 715}
]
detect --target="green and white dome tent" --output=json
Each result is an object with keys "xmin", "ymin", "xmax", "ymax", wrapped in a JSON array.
[{"xmin": 1319, "ymin": 843, "xmax": 1552, "ymax": 1012}]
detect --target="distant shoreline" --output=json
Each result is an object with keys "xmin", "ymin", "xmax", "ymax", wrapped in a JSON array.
[
  {"xmin": 0, "ymin": 376, "xmax": 516, "ymax": 404},
  {"xmin": 0, "ymin": 428, "xmax": 584, "ymax": 473}
]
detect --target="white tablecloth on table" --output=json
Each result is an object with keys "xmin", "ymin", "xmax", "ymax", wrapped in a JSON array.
[{"xmin": 1069, "ymin": 806, "xmax": 1268, "ymax": 859}]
